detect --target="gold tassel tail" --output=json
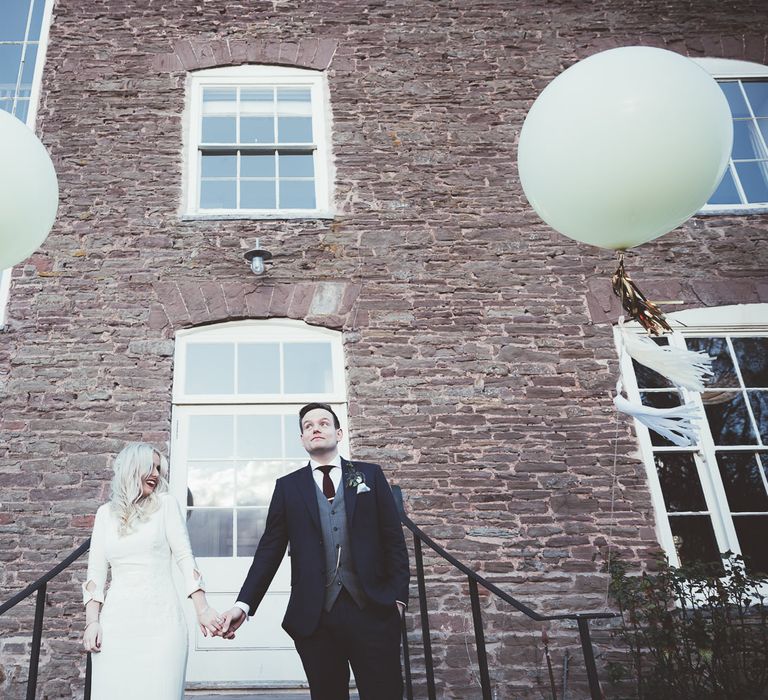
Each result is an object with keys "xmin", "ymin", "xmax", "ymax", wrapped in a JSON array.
[{"xmin": 611, "ymin": 254, "xmax": 672, "ymax": 335}]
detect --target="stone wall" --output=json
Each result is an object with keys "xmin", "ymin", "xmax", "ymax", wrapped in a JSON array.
[{"xmin": 1, "ymin": 0, "xmax": 768, "ymax": 697}]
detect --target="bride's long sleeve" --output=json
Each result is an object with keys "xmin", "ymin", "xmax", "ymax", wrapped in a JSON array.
[
  {"xmin": 82, "ymin": 505, "xmax": 109, "ymax": 605},
  {"xmin": 163, "ymin": 494, "xmax": 205, "ymax": 597}
]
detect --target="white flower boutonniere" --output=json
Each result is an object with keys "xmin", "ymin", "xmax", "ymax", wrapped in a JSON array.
[{"xmin": 346, "ymin": 467, "xmax": 370, "ymax": 494}]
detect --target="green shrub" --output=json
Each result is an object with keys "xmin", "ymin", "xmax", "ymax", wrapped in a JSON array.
[{"xmin": 607, "ymin": 553, "xmax": 768, "ymax": 699}]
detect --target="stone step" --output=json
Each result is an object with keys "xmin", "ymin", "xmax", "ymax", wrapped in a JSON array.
[
  {"xmin": 185, "ymin": 691, "xmax": 359, "ymax": 699},
  {"xmin": 185, "ymin": 695, "xmax": 311, "ymax": 700}
]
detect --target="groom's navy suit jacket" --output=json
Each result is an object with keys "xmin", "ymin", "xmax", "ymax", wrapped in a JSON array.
[{"xmin": 237, "ymin": 458, "xmax": 410, "ymax": 638}]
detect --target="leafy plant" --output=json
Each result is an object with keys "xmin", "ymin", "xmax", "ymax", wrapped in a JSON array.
[{"xmin": 607, "ymin": 553, "xmax": 768, "ymax": 699}]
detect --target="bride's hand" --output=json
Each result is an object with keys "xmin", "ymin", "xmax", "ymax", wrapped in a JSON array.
[
  {"xmin": 83, "ymin": 622, "xmax": 102, "ymax": 653},
  {"xmin": 197, "ymin": 606, "xmax": 223, "ymax": 637}
]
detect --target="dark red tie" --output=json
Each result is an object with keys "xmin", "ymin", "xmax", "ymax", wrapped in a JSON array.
[{"xmin": 318, "ymin": 465, "xmax": 335, "ymax": 501}]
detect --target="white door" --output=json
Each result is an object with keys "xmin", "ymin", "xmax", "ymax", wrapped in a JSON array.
[{"xmin": 169, "ymin": 320, "xmax": 348, "ymax": 687}]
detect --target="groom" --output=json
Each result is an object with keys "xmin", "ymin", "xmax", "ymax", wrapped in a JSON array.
[{"xmin": 220, "ymin": 402, "xmax": 410, "ymax": 700}]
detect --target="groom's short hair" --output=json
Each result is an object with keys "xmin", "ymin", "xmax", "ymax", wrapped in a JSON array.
[{"xmin": 299, "ymin": 403, "xmax": 341, "ymax": 430}]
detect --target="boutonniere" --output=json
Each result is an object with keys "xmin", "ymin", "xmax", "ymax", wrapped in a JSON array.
[{"xmin": 345, "ymin": 467, "xmax": 371, "ymax": 494}]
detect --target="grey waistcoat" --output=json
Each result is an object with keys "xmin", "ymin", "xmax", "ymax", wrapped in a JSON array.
[{"xmin": 315, "ymin": 482, "xmax": 368, "ymax": 611}]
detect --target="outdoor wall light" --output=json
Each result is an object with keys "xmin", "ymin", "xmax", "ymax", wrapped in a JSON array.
[{"xmin": 243, "ymin": 239, "xmax": 273, "ymax": 276}]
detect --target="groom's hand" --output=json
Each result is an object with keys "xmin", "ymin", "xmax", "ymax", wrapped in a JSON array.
[{"xmin": 220, "ymin": 606, "xmax": 246, "ymax": 639}]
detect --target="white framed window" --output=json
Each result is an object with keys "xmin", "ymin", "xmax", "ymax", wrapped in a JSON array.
[
  {"xmin": 171, "ymin": 319, "xmax": 345, "ymax": 684},
  {"xmin": 182, "ymin": 65, "xmax": 335, "ymax": 220},
  {"xmin": 696, "ymin": 58, "xmax": 768, "ymax": 215},
  {"xmin": 171, "ymin": 319, "xmax": 348, "ymax": 558},
  {"xmin": 618, "ymin": 304, "xmax": 768, "ymax": 576},
  {"xmin": 0, "ymin": 0, "xmax": 54, "ymax": 328}
]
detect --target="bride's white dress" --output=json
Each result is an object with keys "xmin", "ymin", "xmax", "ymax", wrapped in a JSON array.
[{"xmin": 83, "ymin": 493, "xmax": 203, "ymax": 699}]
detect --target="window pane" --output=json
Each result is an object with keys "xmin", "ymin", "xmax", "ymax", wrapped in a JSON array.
[
  {"xmin": 744, "ymin": 82, "xmax": 768, "ymax": 118},
  {"xmin": 19, "ymin": 44, "xmax": 37, "ymax": 96},
  {"xmin": 278, "ymin": 116, "xmax": 313, "ymax": 143},
  {"xmin": 187, "ymin": 509, "xmax": 232, "ymax": 557},
  {"xmin": 0, "ymin": 99, "xmax": 12, "ymax": 116},
  {"xmin": 0, "ymin": 45, "xmax": 22, "ymax": 86},
  {"xmin": 285, "ymin": 418, "xmax": 306, "ymax": 459},
  {"xmin": 185, "ymin": 343, "xmax": 235, "ymax": 394},
  {"xmin": 668, "ymin": 515, "xmax": 723, "ymax": 569},
  {"xmin": 708, "ymin": 167, "xmax": 741, "ymax": 206},
  {"xmin": 237, "ymin": 343, "xmax": 280, "ymax": 393},
  {"xmin": 241, "ymin": 116, "xmax": 274, "ymax": 143},
  {"xmin": 719, "ymin": 82, "xmax": 750, "ymax": 118},
  {"xmin": 241, "ymin": 88, "xmax": 274, "ymax": 114},
  {"xmin": 280, "ymin": 180, "xmax": 316, "ymax": 209},
  {"xmin": 732, "ymin": 515, "xmax": 768, "ymax": 575},
  {"xmin": 202, "ymin": 116, "xmax": 236, "ymax": 143},
  {"xmin": 735, "ymin": 161, "xmax": 768, "ymax": 203},
  {"xmin": 0, "ymin": 1, "xmax": 33, "ymax": 40},
  {"xmin": 717, "ymin": 453, "xmax": 768, "ymax": 511},
  {"xmin": 237, "ymin": 460, "xmax": 291, "ymax": 506},
  {"xmin": 655, "ymin": 453, "xmax": 707, "ymax": 512},
  {"xmin": 641, "ymin": 391, "xmax": 684, "ymax": 447},
  {"xmin": 759, "ymin": 119, "xmax": 768, "ymax": 150},
  {"xmin": 640, "ymin": 391, "xmax": 681, "ymax": 409},
  {"xmin": 201, "ymin": 154, "xmax": 236, "ymax": 178},
  {"xmin": 277, "ymin": 88, "xmax": 312, "ymax": 114},
  {"xmin": 241, "ymin": 180, "xmax": 276, "ymax": 209},
  {"xmin": 202, "ymin": 88, "xmax": 236, "ymax": 112},
  {"xmin": 279, "ymin": 153, "xmax": 314, "ymax": 177},
  {"xmin": 732, "ymin": 120, "xmax": 767, "ymax": 160},
  {"xmin": 188, "ymin": 415, "xmax": 234, "ymax": 459},
  {"xmin": 187, "ymin": 461, "xmax": 235, "ymax": 507},
  {"xmin": 29, "ymin": 0, "xmax": 45, "ymax": 41},
  {"xmin": 11, "ymin": 99, "xmax": 29, "ymax": 122},
  {"xmin": 747, "ymin": 391, "xmax": 768, "ymax": 444},
  {"xmin": 284, "ymin": 343, "xmax": 333, "ymax": 393},
  {"xmin": 732, "ymin": 338, "xmax": 768, "ymax": 387},
  {"xmin": 685, "ymin": 338, "xmax": 738, "ymax": 387},
  {"xmin": 702, "ymin": 392, "xmax": 758, "ymax": 445},
  {"xmin": 237, "ymin": 508, "xmax": 268, "ymax": 556},
  {"xmin": 241, "ymin": 154, "xmax": 275, "ymax": 178},
  {"xmin": 200, "ymin": 179, "xmax": 236, "ymax": 209},
  {"xmin": 236, "ymin": 415, "xmax": 282, "ymax": 459}
]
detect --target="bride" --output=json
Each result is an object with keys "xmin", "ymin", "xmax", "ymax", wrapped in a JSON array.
[{"xmin": 82, "ymin": 443, "xmax": 221, "ymax": 698}]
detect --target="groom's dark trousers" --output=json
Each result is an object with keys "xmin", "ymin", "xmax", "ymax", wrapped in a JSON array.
[{"xmin": 237, "ymin": 459, "xmax": 410, "ymax": 700}]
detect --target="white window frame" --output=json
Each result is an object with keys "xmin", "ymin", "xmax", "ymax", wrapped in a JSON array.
[
  {"xmin": 181, "ymin": 65, "xmax": 335, "ymax": 220},
  {"xmin": 0, "ymin": 0, "xmax": 55, "ymax": 329},
  {"xmin": 695, "ymin": 58, "xmax": 768, "ymax": 216},
  {"xmin": 616, "ymin": 303, "xmax": 768, "ymax": 571}
]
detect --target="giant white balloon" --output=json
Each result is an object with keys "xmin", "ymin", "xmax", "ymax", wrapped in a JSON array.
[
  {"xmin": 517, "ymin": 47, "xmax": 733, "ymax": 250},
  {"xmin": 0, "ymin": 109, "xmax": 59, "ymax": 269}
]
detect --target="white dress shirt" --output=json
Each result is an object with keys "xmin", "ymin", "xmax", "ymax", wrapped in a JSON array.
[{"xmin": 310, "ymin": 455, "xmax": 342, "ymax": 496}]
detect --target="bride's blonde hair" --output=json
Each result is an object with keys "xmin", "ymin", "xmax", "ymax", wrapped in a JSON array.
[{"xmin": 109, "ymin": 442, "xmax": 169, "ymax": 535}]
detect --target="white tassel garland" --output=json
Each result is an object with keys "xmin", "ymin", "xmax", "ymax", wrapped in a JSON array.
[
  {"xmin": 614, "ymin": 380, "xmax": 702, "ymax": 447},
  {"xmin": 619, "ymin": 319, "xmax": 713, "ymax": 391}
]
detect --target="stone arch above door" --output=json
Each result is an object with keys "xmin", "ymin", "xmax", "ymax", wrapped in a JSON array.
[{"xmin": 148, "ymin": 280, "xmax": 362, "ymax": 333}]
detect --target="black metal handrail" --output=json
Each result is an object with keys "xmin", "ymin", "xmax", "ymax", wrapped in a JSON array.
[
  {"xmin": 0, "ymin": 538, "xmax": 91, "ymax": 700},
  {"xmin": 2, "ymin": 494, "xmax": 617, "ymax": 700},
  {"xmin": 393, "ymin": 488, "xmax": 617, "ymax": 700}
]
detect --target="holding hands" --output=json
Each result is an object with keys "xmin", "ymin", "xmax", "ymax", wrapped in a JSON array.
[
  {"xmin": 218, "ymin": 606, "xmax": 246, "ymax": 640},
  {"xmin": 196, "ymin": 604, "xmax": 224, "ymax": 637}
]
